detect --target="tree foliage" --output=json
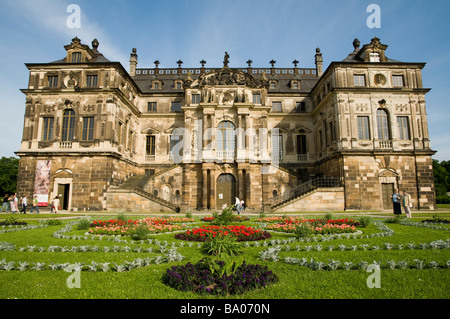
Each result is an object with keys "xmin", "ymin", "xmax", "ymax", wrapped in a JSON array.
[
  {"xmin": 0, "ymin": 157, "xmax": 19, "ymax": 196},
  {"xmin": 433, "ymin": 159, "xmax": 450, "ymax": 203}
]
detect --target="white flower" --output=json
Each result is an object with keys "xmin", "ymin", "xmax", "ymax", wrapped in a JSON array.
[{"xmin": 222, "ymin": 203, "xmax": 228, "ymax": 210}]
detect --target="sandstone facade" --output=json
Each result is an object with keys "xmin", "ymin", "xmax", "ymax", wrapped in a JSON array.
[{"xmin": 15, "ymin": 37, "xmax": 436, "ymax": 212}]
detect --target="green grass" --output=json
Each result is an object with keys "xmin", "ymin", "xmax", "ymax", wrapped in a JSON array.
[{"xmin": 0, "ymin": 213, "xmax": 449, "ymax": 300}]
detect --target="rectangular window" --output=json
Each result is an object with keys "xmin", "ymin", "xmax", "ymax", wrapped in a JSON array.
[
  {"xmin": 369, "ymin": 52, "xmax": 380, "ymax": 62},
  {"xmin": 146, "ymin": 135, "xmax": 156, "ymax": 156},
  {"xmin": 72, "ymin": 52, "xmax": 81, "ymax": 63},
  {"xmin": 147, "ymin": 102, "xmax": 157, "ymax": 112},
  {"xmin": 357, "ymin": 116, "xmax": 371, "ymax": 140},
  {"xmin": 270, "ymin": 82, "xmax": 276, "ymax": 90},
  {"xmin": 176, "ymin": 82, "xmax": 182, "ymax": 89},
  {"xmin": 48, "ymin": 75, "xmax": 58, "ymax": 88},
  {"xmin": 253, "ymin": 94, "xmax": 261, "ymax": 104},
  {"xmin": 296, "ymin": 135, "xmax": 307, "ymax": 155},
  {"xmin": 353, "ymin": 74, "xmax": 366, "ymax": 87},
  {"xmin": 192, "ymin": 94, "xmax": 200, "ymax": 104},
  {"xmin": 272, "ymin": 101, "xmax": 282, "ymax": 112},
  {"xmin": 171, "ymin": 102, "xmax": 181, "ymax": 112},
  {"xmin": 295, "ymin": 101, "xmax": 306, "ymax": 112},
  {"xmin": 42, "ymin": 117, "xmax": 54, "ymax": 141},
  {"xmin": 82, "ymin": 117, "xmax": 94, "ymax": 141},
  {"xmin": 272, "ymin": 134, "xmax": 283, "ymax": 161},
  {"xmin": 86, "ymin": 75, "xmax": 98, "ymax": 87},
  {"xmin": 153, "ymin": 82, "xmax": 160, "ymax": 90},
  {"xmin": 170, "ymin": 135, "xmax": 183, "ymax": 160},
  {"xmin": 392, "ymin": 75, "xmax": 404, "ymax": 87},
  {"xmin": 397, "ymin": 116, "xmax": 410, "ymax": 140}
]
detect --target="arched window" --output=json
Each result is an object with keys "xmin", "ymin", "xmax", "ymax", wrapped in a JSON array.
[
  {"xmin": 217, "ymin": 121, "xmax": 236, "ymax": 160},
  {"xmin": 376, "ymin": 108, "xmax": 391, "ymax": 141},
  {"xmin": 61, "ymin": 109, "xmax": 75, "ymax": 142}
]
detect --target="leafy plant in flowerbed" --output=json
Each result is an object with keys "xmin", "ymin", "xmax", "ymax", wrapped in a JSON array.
[
  {"xmin": 174, "ymin": 225, "xmax": 271, "ymax": 242},
  {"xmin": 200, "ymin": 215, "xmax": 250, "ymax": 223},
  {"xmin": 200, "ymin": 233, "xmax": 243, "ymax": 256},
  {"xmin": 421, "ymin": 215, "xmax": 450, "ymax": 224},
  {"xmin": 0, "ymin": 217, "xmax": 27, "ymax": 226}
]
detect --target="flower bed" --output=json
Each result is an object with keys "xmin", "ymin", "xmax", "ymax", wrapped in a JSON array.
[
  {"xmin": 264, "ymin": 218, "xmax": 358, "ymax": 235},
  {"xmin": 175, "ymin": 225, "xmax": 271, "ymax": 242},
  {"xmin": 200, "ymin": 216, "xmax": 250, "ymax": 222},
  {"xmin": 256, "ymin": 216, "xmax": 360, "ymax": 226},
  {"xmin": 163, "ymin": 260, "xmax": 278, "ymax": 295},
  {"xmin": 88, "ymin": 217, "xmax": 191, "ymax": 236}
]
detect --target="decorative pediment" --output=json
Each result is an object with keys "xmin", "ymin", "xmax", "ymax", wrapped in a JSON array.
[
  {"xmin": 141, "ymin": 126, "xmax": 160, "ymax": 134},
  {"xmin": 356, "ymin": 37, "xmax": 389, "ymax": 63},
  {"xmin": 188, "ymin": 67, "xmax": 265, "ymax": 89}
]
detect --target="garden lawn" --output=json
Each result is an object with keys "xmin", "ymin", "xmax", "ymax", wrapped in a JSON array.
[{"xmin": 0, "ymin": 214, "xmax": 449, "ymax": 299}]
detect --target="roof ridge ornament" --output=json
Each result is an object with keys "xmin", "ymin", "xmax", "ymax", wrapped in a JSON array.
[{"xmin": 223, "ymin": 52, "xmax": 230, "ymax": 68}]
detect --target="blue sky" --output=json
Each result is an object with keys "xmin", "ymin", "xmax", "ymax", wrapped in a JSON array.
[{"xmin": 0, "ymin": 0, "xmax": 449, "ymax": 161}]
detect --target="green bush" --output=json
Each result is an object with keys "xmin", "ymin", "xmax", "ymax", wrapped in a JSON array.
[
  {"xmin": 294, "ymin": 223, "xmax": 314, "ymax": 238},
  {"xmin": 358, "ymin": 216, "xmax": 372, "ymax": 228},
  {"xmin": 75, "ymin": 218, "xmax": 91, "ymax": 230},
  {"xmin": 45, "ymin": 219, "xmax": 62, "ymax": 226},
  {"xmin": 129, "ymin": 223, "xmax": 151, "ymax": 241}
]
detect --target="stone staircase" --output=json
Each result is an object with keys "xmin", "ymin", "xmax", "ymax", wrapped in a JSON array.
[
  {"xmin": 112, "ymin": 175, "xmax": 180, "ymax": 212},
  {"xmin": 271, "ymin": 177, "xmax": 343, "ymax": 210}
]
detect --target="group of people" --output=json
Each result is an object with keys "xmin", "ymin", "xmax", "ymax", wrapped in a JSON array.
[
  {"xmin": 235, "ymin": 196, "xmax": 245, "ymax": 215},
  {"xmin": 391, "ymin": 189, "xmax": 412, "ymax": 217},
  {"xmin": 0, "ymin": 193, "xmax": 60, "ymax": 214}
]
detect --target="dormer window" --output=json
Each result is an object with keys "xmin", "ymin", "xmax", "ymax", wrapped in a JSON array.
[
  {"xmin": 72, "ymin": 52, "xmax": 82, "ymax": 63},
  {"xmin": 369, "ymin": 52, "xmax": 380, "ymax": 62},
  {"xmin": 175, "ymin": 80, "xmax": 183, "ymax": 90},
  {"xmin": 152, "ymin": 80, "xmax": 162, "ymax": 90},
  {"xmin": 291, "ymin": 80, "xmax": 300, "ymax": 90},
  {"xmin": 269, "ymin": 81, "xmax": 277, "ymax": 90}
]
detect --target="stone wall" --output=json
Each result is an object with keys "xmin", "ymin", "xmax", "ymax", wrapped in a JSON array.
[
  {"xmin": 341, "ymin": 154, "xmax": 436, "ymax": 211},
  {"xmin": 105, "ymin": 189, "xmax": 175, "ymax": 213},
  {"xmin": 272, "ymin": 188, "xmax": 345, "ymax": 212},
  {"xmin": 16, "ymin": 154, "xmax": 142, "ymax": 211}
]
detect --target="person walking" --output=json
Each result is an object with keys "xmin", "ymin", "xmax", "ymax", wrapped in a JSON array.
[
  {"xmin": 401, "ymin": 190, "xmax": 412, "ymax": 218},
  {"xmin": 9, "ymin": 194, "xmax": 17, "ymax": 214},
  {"xmin": 1, "ymin": 194, "xmax": 10, "ymax": 213},
  {"xmin": 21, "ymin": 196, "xmax": 27, "ymax": 214},
  {"xmin": 235, "ymin": 196, "xmax": 241, "ymax": 215},
  {"xmin": 391, "ymin": 189, "xmax": 401, "ymax": 215},
  {"xmin": 52, "ymin": 196, "xmax": 60, "ymax": 214},
  {"xmin": 30, "ymin": 195, "xmax": 40, "ymax": 214},
  {"xmin": 240, "ymin": 199, "xmax": 245, "ymax": 214}
]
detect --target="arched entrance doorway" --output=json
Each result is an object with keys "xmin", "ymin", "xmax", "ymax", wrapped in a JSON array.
[{"xmin": 216, "ymin": 173, "xmax": 236, "ymax": 209}]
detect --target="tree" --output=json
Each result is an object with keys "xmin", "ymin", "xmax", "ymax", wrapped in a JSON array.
[
  {"xmin": 433, "ymin": 159, "xmax": 450, "ymax": 203},
  {"xmin": 0, "ymin": 157, "xmax": 19, "ymax": 195}
]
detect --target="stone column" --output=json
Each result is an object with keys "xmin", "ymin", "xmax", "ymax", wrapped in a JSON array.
[{"xmin": 202, "ymin": 169, "xmax": 208, "ymax": 209}]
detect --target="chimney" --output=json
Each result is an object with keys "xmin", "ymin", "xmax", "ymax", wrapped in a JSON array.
[
  {"xmin": 129, "ymin": 48, "xmax": 138, "ymax": 76},
  {"xmin": 315, "ymin": 48, "xmax": 323, "ymax": 77}
]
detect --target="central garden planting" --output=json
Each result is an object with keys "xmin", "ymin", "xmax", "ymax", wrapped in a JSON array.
[{"xmin": 0, "ymin": 209, "xmax": 449, "ymax": 299}]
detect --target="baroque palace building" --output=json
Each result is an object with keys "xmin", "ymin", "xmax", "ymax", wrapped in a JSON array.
[{"xmin": 16, "ymin": 37, "xmax": 436, "ymax": 212}]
